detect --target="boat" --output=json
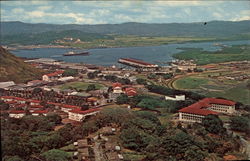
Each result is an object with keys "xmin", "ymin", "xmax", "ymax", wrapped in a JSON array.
[{"xmin": 63, "ymin": 51, "xmax": 89, "ymax": 56}]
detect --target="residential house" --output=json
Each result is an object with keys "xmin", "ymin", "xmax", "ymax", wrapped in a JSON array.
[{"xmin": 42, "ymin": 70, "xmax": 64, "ymax": 82}]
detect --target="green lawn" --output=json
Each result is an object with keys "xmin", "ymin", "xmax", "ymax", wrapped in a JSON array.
[
  {"xmin": 174, "ymin": 76, "xmax": 209, "ymax": 89},
  {"xmin": 59, "ymin": 81, "xmax": 105, "ymax": 91},
  {"xmin": 205, "ymin": 82, "xmax": 250, "ymax": 105}
]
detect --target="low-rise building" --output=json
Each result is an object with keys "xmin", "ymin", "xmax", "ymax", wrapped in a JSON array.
[
  {"xmin": 9, "ymin": 110, "xmax": 26, "ymax": 118},
  {"xmin": 31, "ymin": 110, "xmax": 48, "ymax": 116},
  {"xmin": 42, "ymin": 70, "xmax": 64, "ymax": 82},
  {"xmin": 178, "ymin": 98, "xmax": 236, "ymax": 123},
  {"xmin": 61, "ymin": 104, "xmax": 80, "ymax": 113},
  {"xmin": 68, "ymin": 108, "xmax": 100, "ymax": 121},
  {"xmin": 165, "ymin": 95, "xmax": 185, "ymax": 101}
]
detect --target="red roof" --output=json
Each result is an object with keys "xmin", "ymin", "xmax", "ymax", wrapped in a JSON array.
[
  {"xmin": 120, "ymin": 58, "xmax": 155, "ymax": 66},
  {"xmin": 125, "ymin": 87, "xmax": 137, "ymax": 96},
  {"xmin": 15, "ymin": 104, "xmax": 26, "ymax": 108},
  {"xmin": 30, "ymin": 105, "xmax": 43, "ymax": 108},
  {"xmin": 15, "ymin": 97, "xmax": 26, "ymax": 101},
  {"xmin": 112, "ymin": 82, "xmax": 122, "ymax": 88},
  {"xmin": 6, "ymin": 101, "xmax": 17, "ymax": 104},
  {"xmin": 31, "ymin": 110, "xmax": 48, "ymax": 114},
  {"xmin": 62, "ymin": 104, "xmax": 80, "ymax": 109},
  {"xmin": 47, "ymin": 102, "xmax": 62, "ymax": 106},
  {"xmin": 69, "ymin": 108, "xmax": 100, "ymax": 114},
  {"xmin": 179, "ymin": 98, "xmax": 235, "ymax": 116},
  {"xmin": 1, "ymin": 96, "xmax": 15, "ymax": 99},
  {"xmin": 29, "ymin": 100, "xmax": 41, "ymax": 103},
  {"xmin": 45, "ymin": 70, "xmax": 64, "ymax": 77},
  {"xmin": 201, "ymin": 98, "xmax": 236, "ymax": 106},
  {"xmin": 9, "ymin": 110, "xmax": 26, "ymax": 114}
]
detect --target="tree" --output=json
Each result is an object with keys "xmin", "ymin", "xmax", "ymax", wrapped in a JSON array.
[
  {"xmin": 87, "ymin": 72, "xmax": 95, "ymax": 79},
  {"xmin": 162, "ymin": 73, "xmax": 173, "ymax": 79},
  {"xmin": 3, "ymin": 156, "xmax": 24, "ymax": 161},
  {"xmin": 116, "ymin": 94, "xmax": 129, "ymax": 104},
  {"xmin": 187, "ymin": 68, "xmax": 192, "ymax": 73},
  {"xmin": 41, "ymin": 149, "xmax": 71, "ymax": 161},
  {"xmin": 46, "ymin": 114, "xmax": 62, "ymax": 125},
  {"xmin": 86, "ymin": 84, "xmax": 96, "ymax": 92},
  {"xmin": 62, "ymin": 69, "xmax": 78, "ymax": 77},
  {"xmin": 33, "ymin": 88, "xmax": 42, "ymax": 94},
  {"xmin": 230, "ymin": 116, "xmax": 250, "ymax": 134},
  {"xmin": 202, "ymin": 115, "xmax": 225, "ymax": 134},
  {"xmin": 0, "ymin": 101, "xmax": 9, "ymax": 110},
  {"xmin": 147, "ymin": 73, "xmax": 157, "ymax": 79},
  {"xmin": 136, "ymin": 78, "xmax": 147, "ymax": 85},
  {"xmin": 176, "ymin": 69, "xmax": 181, "ymax": 73}
]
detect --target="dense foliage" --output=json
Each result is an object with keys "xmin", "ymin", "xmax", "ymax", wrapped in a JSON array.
[
  {"xmin": 1, "ymin": 115, "xmax": 76, "ymax": 160},
  {"xmin": 230, "ymin": 114, "xmax": 250, "ymax": 134}
]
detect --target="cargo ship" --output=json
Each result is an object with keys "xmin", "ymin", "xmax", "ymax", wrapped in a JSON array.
[{"xmin": 63, "ymin": 51, "xmax": 89, "ymax": 56}]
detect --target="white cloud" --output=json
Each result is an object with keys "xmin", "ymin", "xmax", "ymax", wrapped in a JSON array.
[
  {"xmin": 2, "ymin": 1, "xmax": 49, "ymax": 6},
  {"xmin": 37, "ymin": 6, "xmax": 52, "ymax": 11},
  {"xmin": 231, "ymin": 10, "xmax": 250, "ymax": 21},
  {"xmin": 27, "ymin": 11, "xmax": 45, "ymax": 18},
  {"xmin": 11, "ymin": 8, "xmax": 25, "ymax": 14},
  {"xmin": 114, "ymin": 14, "xmax": 134, "ymax": 22},
  {"xmin": 153, "ymin": 1, "xmax": 222, "ymax": 7},
  {"xmin": 89, "ymin": 9, "xmax": 111, "ymax": 17}
]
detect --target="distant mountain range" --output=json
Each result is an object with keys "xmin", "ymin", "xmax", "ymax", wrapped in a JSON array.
[
  {"xmin": 1, "ymin": 20, "xmax": 250, "ymax": 37},
  {"xmin": 1, "ymin": 20, "xmax": 249, "ymax": 46}
]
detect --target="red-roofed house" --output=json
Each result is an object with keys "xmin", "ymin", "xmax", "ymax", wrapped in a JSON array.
[
  {"xmin": 61, "ymin": 104, "xmax": 80, "ymax": 113},
  {"xmin": 9, "ymin": 110, "xmax": 26, "ymax": 118},
  {"xmin": 42, "ymin": 70, "xmax": 64, "ymax": 82},
  {"xmin": 68, "ymin": 108, "xmax": 100, "ymax": 121},
  {"xmin": 15, "ymin": 97, "xmax": 27, "ymax": 104},
  {"xmin": 1, "ymin": 96, "xmax": 16, "ymax": 102},
  {"xmin": 179, "ymin": 98, "xmax": 236, "ymax": 123},
  {"xmin": 29, "ymin": 100, "xmax": 41, "ymax": 106},
  {"xmin": 31, "ymin": 110, "xmax": 49, "ymax": 116},
  {"xmin": 125, "ymin": 87, "xmax": 137, "ymax": 97}
]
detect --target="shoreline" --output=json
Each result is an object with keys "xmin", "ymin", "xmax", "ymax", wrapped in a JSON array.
[{"xmin": 4, "ymin": 38, "xmax": 249, "ymax": 51}]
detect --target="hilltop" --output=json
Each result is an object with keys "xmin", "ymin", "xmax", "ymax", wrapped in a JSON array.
[
  {"xmin": 0, "ymin": 46, "xmax": 44, "ymax": 83},
  {"xmin": 1, "ymin": 20, "xmax": 249, "ymax": 47}
]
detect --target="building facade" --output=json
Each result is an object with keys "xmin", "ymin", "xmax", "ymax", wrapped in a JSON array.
[{"xmin": 178, "ymin": 98, "xmax": 236, "ymax": 123}]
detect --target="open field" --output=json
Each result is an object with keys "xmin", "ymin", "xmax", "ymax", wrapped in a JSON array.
[
  {"xmin": 172, "ymin": 67, "xmax": 250, "ymax": 105},
  {"xmin": 174, "ymin": 76, "xmax": 209, "ymax": 89},
  {"xmin": 173, "ymin": 44, "xmax": 250, "ymax": 65},
  {"xmin": 59, "ymin": 81, "xmax": 105, "ymax": 91}
]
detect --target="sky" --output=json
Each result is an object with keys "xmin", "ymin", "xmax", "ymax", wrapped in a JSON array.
[{"xmin": 1, "ymin": 1, "xmax": 250, "ymax": 24}]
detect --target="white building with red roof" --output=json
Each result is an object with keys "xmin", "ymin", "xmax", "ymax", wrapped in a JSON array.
[
  {"xmin": 61, "ymin": 104, "xmax": 80, "ymax": 113},
  {"xmin": 68, "ymin": 108, "xmax": 100, "ymax": 121},
  {"xmin": 178, "ymin": 98, "xmax": 236, "ymax": 123},
  {"xmin": 42, "ymin": 70, "xmax": 64, "ymax": 82},
  {"xmin": 31, "ymin": 110, "xmax": 49, "ymax": 116},
  {"xmin": 29, "ymin": 100, "xmax": 41, "ymax": 106},
  {"xmin": 9, "ymin": 110, "xmax": 26, "ymax": 118}
]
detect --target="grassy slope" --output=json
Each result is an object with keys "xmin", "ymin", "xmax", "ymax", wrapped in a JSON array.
[
  {"xmin": 173, "ymin": 45, "xmax": 250, "ymax": 65},
  {"xmin": 0, "ymin": 46, "xmax": 44, "ymax": 83}
]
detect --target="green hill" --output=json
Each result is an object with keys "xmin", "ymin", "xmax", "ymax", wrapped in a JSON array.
[
  {"xmin": 0, "ymin": 46, "xmax": 44, "ymax": 83},
  {"xmin": 1, "ymin": 30, "xmax": 114, "ymax": 45}
]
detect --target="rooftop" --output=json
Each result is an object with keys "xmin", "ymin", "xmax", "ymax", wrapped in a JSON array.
[{"xmin": 179, "ymin": 98, "xmax": 235, "ymax": 116}]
